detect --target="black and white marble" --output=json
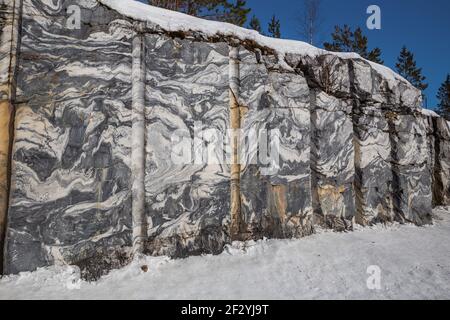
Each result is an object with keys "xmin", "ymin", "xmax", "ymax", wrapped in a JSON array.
[
  {"xmin": 311, "ymin": 91, "xmax": 355, "ymax": 230},
  {"xmin": 4, "ymin": 0, "xmax": 133, "ymax": 277},
  {"xmin": 0, "ymin": 0, "xmax": 22, "ymax": 274},
  {"xmin": 239, "ymin": 48, "xmax": 313, "ymax": 239},
  {"xmin": 389, "ymin": 114, "xmax": 432, "ymax": 224},
  {"xmin": 143, "ymin": 34, "xmax": 231, "ymax": 257},
  {"xmin": 429, "ymin": 117, "xmax": 450, "ymax": 206},
  {"xmin": 1, "ymin": 0, "xmax": 447, "ymax": 279},
  {"xmin": 353, "ymin": 104, "xmax": 396, "ymax": 225}
]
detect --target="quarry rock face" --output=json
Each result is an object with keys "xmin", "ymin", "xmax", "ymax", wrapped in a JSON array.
[
  {"xmin": 0, "ymin": 0, "xmax": 448, "ymax": 280},
  {"xmin": 426, "ymin": 116, "xmax": 450, "ymax": 206}
]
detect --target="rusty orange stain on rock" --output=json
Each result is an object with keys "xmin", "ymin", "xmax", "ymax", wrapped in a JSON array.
[
  {"xmin": 317, "ymin": 184, "xmax": 346, "ymax": 219},
  {"xmin": 270, "ymin": 184, "xmax": 287, "ymax": 223},
  {"xmin": 317, "ymin": 185, "xmax": 346, "ymax": 201},
  {"xmin": 0, "ymin": 100, "xmax": 12, "ymax": 268}
]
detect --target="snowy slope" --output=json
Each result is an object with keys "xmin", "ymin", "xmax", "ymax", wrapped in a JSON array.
[
  {"xmin": 1, "ymin": 207, "xmax": 449, "ymax": 300},
  {"xmin": 421, "ymin": 108, "xmax": 440, "ymax": 117}
]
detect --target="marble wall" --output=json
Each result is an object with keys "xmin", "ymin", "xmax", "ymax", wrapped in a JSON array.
[
  {"xmin": 3, "ymin": 0, "xmax": 134, "ymax": 278},
  {"xmin": 0, "ymin": 0, "xmax": 21, "ymax": 274},
  {"xmin": 239, "ymin": 49, "xmax": 313, "ymax": 239},
  {"xmin": 426, "ymin": 116, "xmax": 450, "ymax": 207},
  {"xmin": 389, "ymin": 114, "xmax": 432, "ymax": 224},
  {"xmin": 1, "ymin": 0, "xmax": 448, "ymax": 279},
  {"xmin": 311, "ymin": 91, "xmax": 355, "ymax": 230},
  {"xmin": 353, "ymin": 103, "xmax": 394, "ymax": 225},
  {"xmin": 143, "ymin": 34, "xmax": 231, "ymax": 257}
]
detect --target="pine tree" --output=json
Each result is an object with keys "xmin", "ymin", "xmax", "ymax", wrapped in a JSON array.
[
  {"xmin": 148, "ymin": 0, "xmax": 251, "ymax": 26},
  {"xmin": 436, "ymin": 74, "xmax": 450, "ymax": 120},
  {"xmin": 323, "ymin": 25, "xmax": 383, "ymax": 64},
  {"xmin": 149, "ymin": 0, "xmax": 182, "ymax": 11},
  {"xmin": 395, "ymin": 46, "xmax": 428, "ymax": 91},
  {"xmin": 222, "ymin": 0, "xmax": 251, "ymax": 26},
  {"xmin": 268, "ymin": 15, "xmax": 281, "ymax": 38},
  {"xmin": 249, "ymin": 15, "xmax": 262, "ymax": 33}
]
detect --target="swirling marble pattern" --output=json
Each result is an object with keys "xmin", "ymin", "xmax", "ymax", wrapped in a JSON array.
[
  {"xmin": 0, "ymin": 0, "xmax": 21, "ymax": 273},
  {"xmin": 239, "ymin": 49, "xmax": 313, "ymax": 239},
  {"xmin": 353, "ymin": 104, "xmax": 395, "ymax": 225},
  {"xmin": 430, "ymin": 118, "xmax": 450, "ymax": 206},
  {"xmin": 311, "ymin": 91, "xmax": 355, "ymax": 230},
  {"xmin": 4, "ymin": 0, "xmax": 133, "ymax": 276},
  {"xmin": 1, "ymin": 0, "xmax": 447, "ymax": 278},
  {"xmin": 143, "ymin": 34, "xmax": 231, "ymax": 257},
  {"xmin": 0, "ymin": 0, "xmax": 19, "ymax": 99},
  {"xmin": 389, "ymin": 114, "xmax": 432, "ymax": 224}
]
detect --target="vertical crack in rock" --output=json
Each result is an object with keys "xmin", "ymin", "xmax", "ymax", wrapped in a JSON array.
[
  {"xmin": 387, "ymin": 113, "xmax": 404, "ymax": 222},
  {"xmin": 430, "ymin": 118, "xmax": 441, "ymax": 206},
  {"xmin": 351, "ymin": 100, "xmax": 365, "ymax": 226},
  {"xmin": 229, "ymin": 46, "xmax": 242, "ymax": 240},
  {"xmin": 0, "ymin": 0, "xmax": 22, "ymax": 275},
  {"xmin": 309, "ymin": 89, "xmax": 321, "ymax": 225},
  {"xmin": 131, "ymin": 27, "xmax": 147, "ymax": 256},
  {"xmin": 348, "ymin": 61, "xmax": 366, "ymax": 226}
]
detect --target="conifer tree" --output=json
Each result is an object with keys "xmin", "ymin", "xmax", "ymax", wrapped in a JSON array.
[
  {"xmin": 149, "ymin": 0, "xmax": 181, "ymax": 11},
  {"xmin": 324, "ymin": 25, "xmax": 383, "ymax": 64},
  {"xmin": 436, "ymin": 74, "xmax": 450, "ymax": 120},
  {"xmin": 268, "ymin": 15, "xmax": 281, "ymax": 38},
  {"xmin": 395, "ymin": 46, "xmax": 428, "ymax": 91},
  {"xmin": 249, "ymin": 15, "xmax": 262, "ymax": 33},
  {"xmin": 222, "ymin": 0, "xmax": 251, "ymax": 26}
]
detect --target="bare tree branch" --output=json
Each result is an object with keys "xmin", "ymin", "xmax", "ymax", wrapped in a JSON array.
[{"xmin": 297, "ymin": 0, "xmax": 323, "ymax": 45}]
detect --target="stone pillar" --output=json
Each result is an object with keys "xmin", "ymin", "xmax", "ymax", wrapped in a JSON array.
[
  {"xmin": 131, "ymin": 30, "xmax": 147, "ymax": 255},
  {"xmin": 388, "ymin": 113, "xmax": 432, "ymax": 225},
  {"xmin": 229, "ymin": 46, "xmax": 242, "ymax": 239},
  {"xmin": 0, "ymin": 0, "xmax": 21, "ymax": 274}
]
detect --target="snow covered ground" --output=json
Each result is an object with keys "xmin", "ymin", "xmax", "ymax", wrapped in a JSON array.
[{"xmin": 1, "ymin": 207, "xmax": 449, "ymax": 300}]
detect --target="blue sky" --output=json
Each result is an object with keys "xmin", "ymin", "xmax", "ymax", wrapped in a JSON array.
[{"xmin": 139, "ymin": 0, "xmax": 450, "ymax": 109}]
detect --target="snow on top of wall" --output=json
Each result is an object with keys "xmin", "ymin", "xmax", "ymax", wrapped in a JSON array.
[
  {"xmin": 420, "ymin": 109, "xmax": 449, "ymax": 127},
  {"xmin": 421, "ymin": 108, "xmax": 440, "ymax": 118},
  {"xmin": 98, "ymin": 0, "xmax": 410, "ymax": 89}
]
